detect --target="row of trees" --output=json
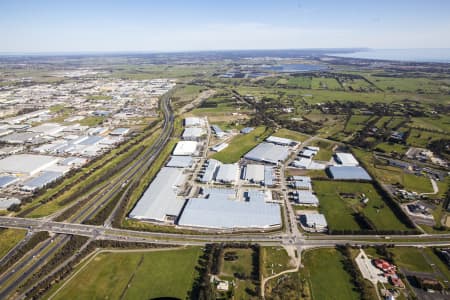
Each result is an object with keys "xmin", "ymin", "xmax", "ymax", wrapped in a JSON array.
[{"xmin": 336, "ymin": 244, "xmax": 378, "ymax": 300}]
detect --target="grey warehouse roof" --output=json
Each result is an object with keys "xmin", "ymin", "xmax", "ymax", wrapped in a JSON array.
[
  {"xmin": 200, "ymin": 159, "xmax": 220, "ymax": 183},
  {"xmin": 166, "ymin": 156, "xmax": 193, "ymax": 168},
  {"xmin": 129, "ymin": 167, "xmax": 186, "ymax": 222},
  {"xmin": 0, "ymin": 198, "xmax": 20, "ymax": 210},
  {"xmin": 0, "ymin": 175, "xmax": 18, "ymax": 188},
  {"xmin": 295, "ymin": 191, "xmax": 319, "ymax": 205},
  {"xmin": 215, "ymin": 164, "xmax": 239, "ymax": 183},
  {"xmin": 244, "ymin": 142, "xmax": 290, "ymax": 164},
  {"xmin": 303, "ymin": 213, "xmax": 328, "ymax": 227},
  {"xmin": 178, "ymin": 189, "xmax": 281, "ymax": 229},
  {"xmin": 328, "ymin": 166, "xmax": 372, "ymax": 181},
  {"xmin": 22, "ymin": 171, "xmax": 63, "ymax": 190}
]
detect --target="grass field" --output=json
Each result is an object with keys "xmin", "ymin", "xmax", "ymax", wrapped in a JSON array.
[
  {"xmin": 409, "ymin": 116, "xmax": 450, "ymax": 133},
  {"xmin": 407, "ymin": 129, "xmax": 447, "ymax": 148},
  {"xmin": 309, "ymin": 139, "xmax": 335, "ymax": 161},
  {"xmin": 369, "ymin": 76, "xmax": 449, "ymax": 94},
  {"xmin": 311, "ymin": 77, "xmax": 342, "ymax": 90},
  {"xmin": 51, "ymin": 247, "xmax": 201, "ymax": 300},
  {"xmin": 314, "ymin": 181, "xmax": 410, "ymax": 231},
  {"xmin": 211, "ymin": 126, "xmax": 273, "ymax": 163},
  {"xmin": 389, "ymin": 247, "xmax": 433, "ymax": 273},
  {"xmin": 302, "ymin": 248, "xmax": 360, "ymax": 300},
  {"xmin": 272, "ymin": 128, "xmax": 309, "ymax": 142},
  {"xmin": 374, "ymin": 142, "xmax": 408, "ymax": 154},
  {"xmin": 0, "ymin": 229, "xmax": 26, "ymax": 258},
  {"xmin": 344, "ymin": 115, "xmax": 372, "ymax": 132},
  {"xmin": 220, "ymin": 248, "xmax": 258, "ymax": 299},
  {"xmin": 261, "ymin": 246, "xmax": 292, "ymax": 277},
  {"xmin": 286, "ymin": 76, "xmax": 312, "ymax": 89},
  {"xmin": 402, "ymin": 173, "xmax": 433, "ymax": 193}
]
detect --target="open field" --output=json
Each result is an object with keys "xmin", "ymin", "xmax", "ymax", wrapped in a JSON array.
[
  {"xmin": 314, "ymin": 181, "xmax": 410, "ymax": 231},
  {"xmin": 272, "ymin": 128, "xmax": 309, "ymax": 142},
  {"xmin": 402, "ymin": 173, "xmax": 433, "ymax": 193},
  {"xmin": 309, "ymin": 139, "xmax": 336, "ymax": 161},
  {"xmin": 286, "ymin": 76, "xmax": 312, "ymax": 89},
  {"xmin": 211, "ymin": 126, "xmax": 273, "ymax": 163},
  {"xmin": 407, "ymin": 129, "xmax": 447, "ymax": 148},
  {"xmin": 220, "ymin": 248, "xmax": 258, "ymax": 299},
  {"xmin": 261, "ymin": 246, "xmax": 292, "ymax": 277},
  {"xmin": 409, "ymin": 116, "xmax": 450, "ymax": 133},
  {"xmin": 311, "ymin": 77, "xmax": 342, "ymax": 90},
  {"xmin": 51, "ymin": 247, "xmax": 201, "ymax": 300},
  {"xmin": 0, "ymin": 229, "xmax": 27, "ymax": 258},
  {"xmin": 302, "ymin": 248, "xmax": 360, "ymax": 300},
  {"xmin": 368, "ymin": 76, "xmax": 450, "ymax": 94},
  {"xmin": 344, "ymin": 115, "xmax": 373, "ymax": 132},
  {"xmin": 389, "ymin": 247, "xmax": 434, "ymax": 273}
]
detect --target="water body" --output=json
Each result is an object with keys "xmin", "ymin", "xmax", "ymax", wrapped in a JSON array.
[
  {"xmin": 262, "ymin": 63, "xmax": 327, "ymax": 73},
  {"xmin": 330, "ymin": 48, "xmax": 450, "ymax": 63}
]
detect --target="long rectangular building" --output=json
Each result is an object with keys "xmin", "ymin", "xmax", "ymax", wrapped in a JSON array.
[
  {"xmin": 178, "ymin": 189, "xmax": 281, "ymax": 229},
  {"xmin": 129, "ymin": 167, "xmax": 186, "ymax": 222},
  {"xmin": 244, "ymin": 142, "xmax": 290, "ymax": 164}
]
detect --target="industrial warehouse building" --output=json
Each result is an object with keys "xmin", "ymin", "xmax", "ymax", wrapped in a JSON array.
[
  {"xmin": 300, "ymin": 213, "xmax": 328, "ymax": 232},
  {"xmin": 334, "ymin": 152, "xmax": 359, "ymax": 166},
  {"xmin": 173, "ymin": 141, "xmax": 198, "ymax": 156},
  {"xmin": 215, "ymin": 163, "xmax": 239, "ymax": 184},
  {"xmin": 178, "ymin": 189, "xmax": 281, "ymax": 229},
  {"xmin": 129, "ymin": 167, "xmax": 187, "ymax": 222},
  {"xmin": 266, "ymin": 135, "xmax": 296, "ymax": 146},
  {"xmin": 184, "ymin": 117, "xmax": 205, "ymax": 127},
  {"xmin": 182, "ymin": 127, "xmax": 206, "ymax": 140},
  {"xmin": 242, "ymin": 164, "xmax": 275, "ymax": 186},
  {"xmin": 21, "ymin": 171, "xmax": 63, "ymax": 192},
  {"xmin": 293, "ymin": 191, "xmax": 319, "ymax": 206},
  {"xmin": 166, "ymin": 156, "xmax": 194, "ymax": 168},
  {"xmin": 244, "ymin": 142, "xmax": 290, "ymax": 164},
  {"xmin": 0, "ymin": 175, "xmax": 18, "ymax": 188},
  {"xmin": 28, "ymin": 123, "xmax": 66, "ymax": 136},
  {"xmin": 199, "ymin": 159, "xmax": 239, "ymax": 184},
  {"xmin": 327, "ymin": 166, "xmax": 372, "ymax": 181},
  {"xmin": 0, "ymin": 154, "xmax": 60, "ymax": 176},
  {"xmin": 211, "ymin": 142, "xmax": 228, "ymax": 152}
]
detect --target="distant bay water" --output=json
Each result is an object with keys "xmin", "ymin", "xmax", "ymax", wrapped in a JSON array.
[{"xmin": 329, "ymin": 48, "xmax": 450, "ymax": 63}]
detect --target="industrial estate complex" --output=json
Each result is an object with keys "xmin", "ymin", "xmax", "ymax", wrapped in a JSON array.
[{"xmin": 0, "ymin": 50, "xmax": 449, "ymax": 300}]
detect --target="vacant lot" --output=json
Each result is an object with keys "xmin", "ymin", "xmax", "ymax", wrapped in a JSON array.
[
  {"xmin": 272, "ymin": 128, "xmax": 309, "ymax": 142},
  {"xmin": 311, "ymin": 77, "xmax": 342, "ymax": 90},
  {"xmin": 211, "ymin": 126, "xmax": 273, "ymax": 163},
  {"xmin": 261, "ymin": 246, "xmax": 292, "ymax": 277},
  {"xmin": 0, "ymin": 229, "xmax": 26, "ymax": 258},
  {"xmin": 314, "ymin": 181, "xmax": 410, "ymax": 231},
  {"xmin": 220, "ymin": 248, "xmax": 259, "ymax": 299},
  {"xmin": 52, "ymin": 247, "xmax": 201, "ymax": 300},
  {"xmin": 390, "ymin": 247, "xmax": 433, "ymax": 273},
  {"xmin": 302, "ymin": 248, "xmax": 360, "ymax": 300}
]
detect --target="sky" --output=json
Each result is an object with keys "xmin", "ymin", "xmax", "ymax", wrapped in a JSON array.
[{"xmin": 1, "ymin": 0, "xmax": 450, "ymax": 53}]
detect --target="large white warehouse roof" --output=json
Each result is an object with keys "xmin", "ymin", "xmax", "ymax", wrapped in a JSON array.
[
  {"xmin": 0, "ymin": 154, "xmax": 59, "ymax": 176},
  {"xmin": 173, "ymin": 141, "xmax": 198, "ymax": 156},
  {"xmin": 244, "ymin": 142, "xmax": 290, "ymax": 164},
  {"xmin": 129, "ymin": 167, "xmax": 186, "ymax": 222},
  {"xmin": 335, "ymin": 152, "xmax": 359, "ymax": 166},
  {"xmin": 178, "ymin": 189, "xmax": 281, "ymax": 229}
]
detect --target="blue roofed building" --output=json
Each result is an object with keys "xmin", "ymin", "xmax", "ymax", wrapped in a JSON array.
[{"xmin": 327, "ymin": 166, "xmax": 372, "ymax": 181}]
